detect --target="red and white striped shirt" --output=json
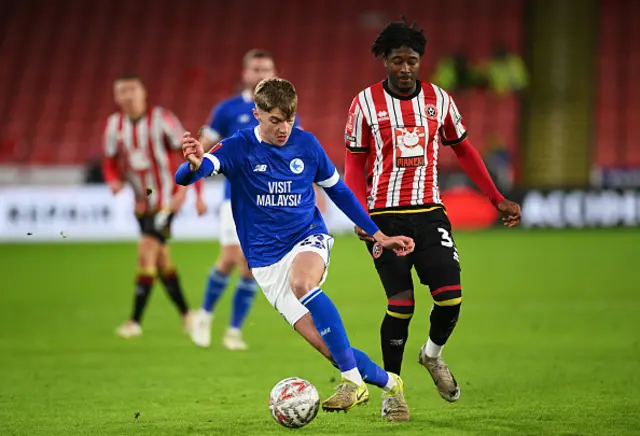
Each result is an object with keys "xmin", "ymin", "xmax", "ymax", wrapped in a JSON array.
[
  {"xmin": 345, "ymin": 80, "xmax": 467, "ymax": 212},
  {"xmin": 103, "ymin": 106, "xmax": 184, "ymax": 211}
]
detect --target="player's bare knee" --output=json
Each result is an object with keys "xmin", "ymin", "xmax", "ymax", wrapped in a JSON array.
[
  {"xmin": 157, "ymin": 256, "xmax": 174, "ymax": 275},
  {"xmin": 216, "ymin": 259, "xmax": 234, "ymax": 275},
  {"xmin": 290, "ymin": 252, "xmax": 325, "ymax": 299},
  {"xmin": 217, "ymin": 246, "xmax": 240, "ymax": 274},
  {"xmin": 237, "ymin": 257, "xmax": 252, "ymax": 279},
  {"xmin": 390, "ymin": 289, "xmax": 414, "ymax": 301},
  {"xmin": 137, "ymin": 251, "xmax": 147, "ymax": 269},
  {"xmin": 290, "ymin": 276, "xmax": 317, "ymax": 300},
  {"xmin": 216, "ymin": 252, "xmax": 236, "ymax": 275},
  {"xmin": 138, "ymin": 237, "xmax": 159, "ymax": 269},
  {"xmin": 156, "ymin": 246, "xmax": 171, "ymax": 269},
  {"xmin": 240, "ymin": 267, "xmax": 254, "ymax": 280}
]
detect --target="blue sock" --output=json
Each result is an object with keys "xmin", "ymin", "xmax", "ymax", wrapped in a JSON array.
[
  {"xmin": 201, "ymin": 268, "xmax": 230, "ymax": 313},
  {"xmin": 230, "ymin": 277, "xmax": 258, "ymax": 329},
  {"xmin": 352, "ymin": 348, "xmax": 390, "ymax": 388},
  {"xmin": 301, "ymin": 288, "xmax": 357, "ymax": 372}
]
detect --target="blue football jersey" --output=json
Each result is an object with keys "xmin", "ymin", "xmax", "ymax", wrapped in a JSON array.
[
  {"xmin": 203, "ymin": 91, "xmax": 301, "ymax": 200},
  {"xmin": 203, "ymin": 127, "xmax": 338, "ymax": 268}
]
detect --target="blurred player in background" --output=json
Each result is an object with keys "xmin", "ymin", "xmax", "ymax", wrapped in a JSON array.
[
  {"xmin": 103, "ymin": 74, "xmax": 206, "ymax": 338},
  {"xmin": 190, "ymin": 50, "xmax": 309, "ymax": 350},
  {"xmin": 177, "ymin": 78, "xmax": 411, "ymax": 418},
  {"xmin": 344, "ymin": 18, "xmax": 521, "ymax": 411}
]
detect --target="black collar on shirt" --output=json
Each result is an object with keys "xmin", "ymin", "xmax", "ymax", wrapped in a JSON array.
[{"xmin": 383, "ymin": 79, "xmax": 422, "ymax": 100}]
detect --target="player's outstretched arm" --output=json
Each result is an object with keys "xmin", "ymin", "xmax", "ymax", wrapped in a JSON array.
[
  {"xmin": 344, "ymin": 151, "xmax": 373, "ymax": 241},
  {"xmin": 344, "ymin": 150, "xmax": 368, "ymax": 210},
  {"xmin": 102, "ymin": 157, "xmax": 124, "ymax": 194},
  {"xmin": 103, "ymin": 121, "xmax": 124, "ymax": 195},
  {"xmin": 320, "ymin": 175, "xmax": 414, "ymax": 255},
  {"xmin": 451, "ymin": 138, "xmax": 521, "ymax": 227},
  {"xmin": 174, "ymin": 132, "xmax": 215, "ymax": 186}
]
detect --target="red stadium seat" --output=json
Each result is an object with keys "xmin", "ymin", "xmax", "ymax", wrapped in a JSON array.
[
  {"xmin": 594, "ymin": 0, "xmax": 640, "ymax": 169},
  {"xmin": 0, "ymin": 0, "xmax": 527, "ymax": 169}
]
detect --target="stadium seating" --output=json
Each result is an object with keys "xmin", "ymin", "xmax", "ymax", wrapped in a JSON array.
[
  {"xmin": 595, "ymin": 0, "xmax": 640, "ymax": 169},
  {"xmin": 0, "ymin": 0, "xmax": 524, "ymax": 169}
]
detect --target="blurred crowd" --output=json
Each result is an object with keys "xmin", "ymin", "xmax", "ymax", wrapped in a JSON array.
[{"xmin": 431, "ymin": 47, "xmax": 528, "ymax": 95}]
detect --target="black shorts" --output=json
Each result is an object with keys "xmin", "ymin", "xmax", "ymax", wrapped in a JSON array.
[
  {"xmin": 366, "ymin": 207, "xmax": 462, "ymax": 302},
  {"xmin": 136, "ymin": 212, "xmax": 174, "ymax": 244}
]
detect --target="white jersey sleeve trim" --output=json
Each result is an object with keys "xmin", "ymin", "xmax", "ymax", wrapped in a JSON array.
[
  {"xmin": 316, "ymin": 169, "xmax": 340, "ymax": 188},
  {"xmin": 203, "ymin": 153, "xmax": 221, "ymax": 176},
  {"xmin": 202, "ymin": 126, "xmax": 221, "ymax": 143}
]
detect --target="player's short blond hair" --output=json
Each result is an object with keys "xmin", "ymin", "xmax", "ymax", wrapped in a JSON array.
[{"xmin": 254, "ymin": 78, "xmax": 298, "ymax": 121}]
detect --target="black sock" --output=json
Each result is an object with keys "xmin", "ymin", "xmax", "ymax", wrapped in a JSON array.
[
  {"xmin": 380, "ymin": 298, "xmax": 414, "ymax": 375},
  {"xmin": 161, "ymin": 269, "xmax": 189, "ymax": 315},
  {"xmin": 429, "ymin": 303, "xmax": 461, "ymax": 346},
  {"xmin": 132, "ymin": 273, "xmax": 155, "ymax": 323}
]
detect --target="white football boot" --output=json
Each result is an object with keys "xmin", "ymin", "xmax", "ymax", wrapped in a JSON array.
[
  {"xmin": 189, "ymin": 309, "xmax": 213, "ymax": 348},
  {"xmin": 418, "ymin": 344, "xmax": 460, "ymax": 402},
  {"xmin": 115, "ymin": 320, "xmax": 142, "ymax": 339},
  {"xmin": 222, "ymin": 327, "xmax": 247, "ymax": 351}
]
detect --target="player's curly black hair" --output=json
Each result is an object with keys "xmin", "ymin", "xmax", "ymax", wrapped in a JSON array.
[{"xmin": 371, "ymin": 16, "xmax": 427, "ymax": 58}]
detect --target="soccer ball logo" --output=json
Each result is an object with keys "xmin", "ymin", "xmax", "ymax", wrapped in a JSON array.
[{"xmin": 269, "ymin": 377, "xmax": 319, "ymax": 428}]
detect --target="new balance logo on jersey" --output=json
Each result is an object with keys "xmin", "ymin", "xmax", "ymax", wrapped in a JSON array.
[
  {"xmin": 238, "ymin": 114, "xmax": 251, "ymax": 123},
  {"xmin": 319, "ymin": 327, "xmax": 331, "ymax": 337},
  {"xmin": 253, "ymin": 164, "xmax": 268, "ymax": 172}
]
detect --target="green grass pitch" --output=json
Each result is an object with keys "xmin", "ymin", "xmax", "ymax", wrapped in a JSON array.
[{"xmin": 1, "ymin": 230, "xmax": 639, "ymax": 435}]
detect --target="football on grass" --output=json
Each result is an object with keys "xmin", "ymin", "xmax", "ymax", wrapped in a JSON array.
[{"xmin": 269, "ymin": 377, "xmax": 320, "ymax": 428}]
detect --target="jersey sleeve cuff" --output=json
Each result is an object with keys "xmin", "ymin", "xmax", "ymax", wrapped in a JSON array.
[
  {"xmin": 346, "ymin": 144, "xmax": 369, "ymax": 154},
  {"xmin": 202, "ymin": 126, "xmax": 221, "ymax": 143},
  {"xmin": 316, "ymin": 169, "xmax": 340, "ymax": 188},
  {"xmin": 441, "ymin": 131, "xmax": 468, "ymax": 146},
  {"xmin": 203, "ymin": 153, "xmax": 220, "ymax": 176}
]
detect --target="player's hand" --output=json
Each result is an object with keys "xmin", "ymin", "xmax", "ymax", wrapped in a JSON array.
[
  {"xmin": 354, "ymin": 225, "xmax": 374, "ymax": 242},
  {"xmin": 134, "ymin": 199, "xmax": 148, "ymax": 215},
  {"xmin": 181, "ymin": 131, "xmax": 204, "ymax": 170},
  {"xmin": 374, "ymin": 231, "xmax": 415, "ymax": 256},
  {"xmin": 497, "ymin": 199, "xmax": 522, "ymax": 228},
  {"xmin": 108, "ymin": 180, "xmax": 124, "ymax": 195},
  {"xmin": 196, "ymin": 197, "xmax": 208, "ymax": 216}
]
